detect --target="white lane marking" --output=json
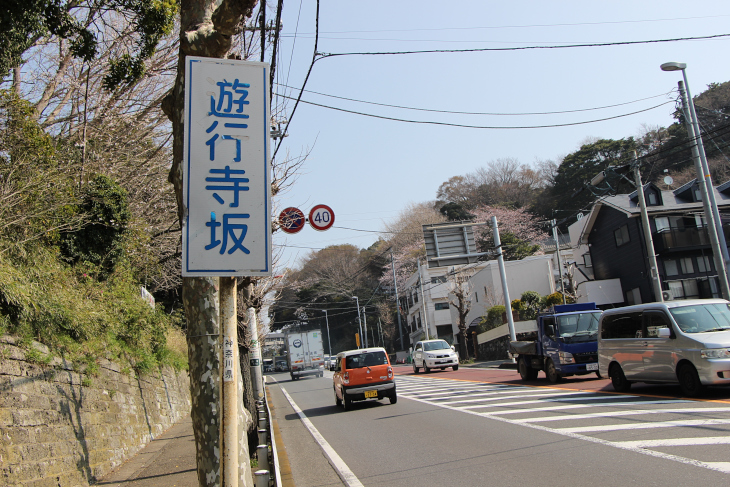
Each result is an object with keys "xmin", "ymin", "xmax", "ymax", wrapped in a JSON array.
[
  {"xmin": 280, "ymin": 387, "xmax": 364, "ymax": 487},
  {"xmin": 395, "ymin": 384, "xmax": 515, "ymax": 394},
  {"xmin": 515, "ymin": 407, "xmax": 730, "ymax": 423},
  {"xmin": 405, "ymin": 386, "xmax": 524, "ymax": 398},
  {"xmin": 478, "ymin": 400, "xmax": 690, "ymax": 416},
  {"xmin": 557, "ymin": 418, "xmax": 730, "ymax": 433},
  {"xmin": 617, "ymin": 436, "xmax": 730, "ymax": 448},
  {"xmin": 404, "ymin": 392, "xmax": 730, "ymax": 475},
  {"xmin": 438, "ymin": 390, "xmax": 597, "ymax": 406},
  {"xmin": 704, "ymin": 463, "xmax": 730, "ymax": 473}
]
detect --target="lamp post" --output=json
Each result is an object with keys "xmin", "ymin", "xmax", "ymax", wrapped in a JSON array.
[
  {"xmin": 352, "ymin": 296, "xmax": 364, "ymax": 348},
  {"xmin": 321, "ymin": 309, "xmax": 332, "ymax": 358},
  {"xmin": 661, "ymin": 62, "xmax": 730, "ymax": 299}
]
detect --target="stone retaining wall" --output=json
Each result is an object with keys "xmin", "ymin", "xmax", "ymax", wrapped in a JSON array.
[{"xmin": 0, "ymin": 336, "xmax": 191, "ymax": 486}]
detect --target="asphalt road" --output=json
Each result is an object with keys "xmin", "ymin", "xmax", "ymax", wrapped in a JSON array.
[{"xmin": 267, "ymin": 364, "xmax": 730, "ymax": 487}]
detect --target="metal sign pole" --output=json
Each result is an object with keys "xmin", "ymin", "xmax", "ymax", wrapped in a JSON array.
[{"xmin": 248, "ymin": 308, "xmax": 264, "ymax": 401}]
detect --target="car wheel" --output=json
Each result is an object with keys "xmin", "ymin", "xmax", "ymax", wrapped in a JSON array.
[
  {"xmin": 343, "ymin": 394, "xmax": 352, "ymax": 411},
  {"xmin": 453, "ymin": 364, "xmax": 459, "ymax": 371},
  {"xmin": 413, "ymin": 362, "xmax": 420, "ymax": 374},
  {"xmin": 546, "ymin": 359, "xmax": 561, "ymax": 383},
  {"xmin": 678, "ymin": 363, "xmax": 705, "ymax": 397},
  {"xmin": 595, "ymin": 371, "xmax": 602, "ymax": 379},
  {"xmin": 424, "ymin": 361, "xmax": 430, "ymax": 373},
  {"xmin": 518, "ymin": 356, "xmax": 532, "ymax": 381},
  {"xmin": 609, "ymin": 363, "xmax": 632, "ymax": 392},
  {"xmin": 389, "ymin": 392, "xmax": 398, "ymax": 404},
  {"xmin": 335, "ymin": 388, "xmax": 342, "ymax": 407}
]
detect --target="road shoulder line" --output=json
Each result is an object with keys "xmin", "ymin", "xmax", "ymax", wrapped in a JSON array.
[{"xmin": 280, "ymin": 387, "xmax": 364, "ymax": 487}]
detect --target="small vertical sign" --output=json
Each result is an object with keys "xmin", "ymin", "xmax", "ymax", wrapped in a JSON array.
[{"xmin": 223, "ymin": 335, "xmax": 234, "ymax": 382}]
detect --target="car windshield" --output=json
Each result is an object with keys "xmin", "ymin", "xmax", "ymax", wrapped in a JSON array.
[
  {"xmin": 557, "ymin": 312, "xmax": 601, "ymax": 343},
  {"xmin": 345, "ymin": 351, "xmax": 388, "ymax": 369},
  {"xmin": 669, "ymin": 303, "xmax": 730, "ymax": 333},
  {"xmin": 423, "ymin": 340, "xmax": 451, "ymax": 351}
]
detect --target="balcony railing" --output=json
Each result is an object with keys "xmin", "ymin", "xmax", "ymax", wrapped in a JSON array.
[{"xmin": 653, "ymin": 227, "xmax": 710, "ymax": 252}]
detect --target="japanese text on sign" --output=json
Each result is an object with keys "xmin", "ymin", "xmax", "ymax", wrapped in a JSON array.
[{"xmin": 182, "ymin": 57, "xmax": 271, "ymax": 276}]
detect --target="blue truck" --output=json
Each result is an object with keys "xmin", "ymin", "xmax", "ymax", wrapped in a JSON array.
[{"xmin": 509, "ymin": 302, "xmax": 602, "ymax": 383}]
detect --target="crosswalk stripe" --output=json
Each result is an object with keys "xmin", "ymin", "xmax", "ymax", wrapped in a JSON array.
[
  {"xmin": 478, "ymin": 399, "xmax": 690, "ymax": 416},
  {"xmin": 439, "ymin": 390, "xmax": 595, "ymax": 405},
  {"xmin": 515, "ymin": 407, "xmax": 730, "ymax": 423},
  {"xmin": 556, "ymin": 418, "xmax": 730, "ymax": 433},
  {"xmin": 616, "ymin": 436, "xmax": 730, "ymax": 448}
]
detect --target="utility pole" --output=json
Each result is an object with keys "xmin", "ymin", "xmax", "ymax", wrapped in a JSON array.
[
  {"xmin": 322, "ymin": 309, "xmax": 332, "ymax": 357},
  {"xmin": 391, "ymin": 252, "xmax": 404, "ymax": 351},
  {"xmin": 417, "ymin": 258, "xmax": 430, "ymax": 340},
  {"xmin": 551, "ymin": 219, "xmax": 566, "ymax": 304},
  {"xmin": 220, "ymin": 277, "xmax": 238, "ymax": 487},
  {"xmin": 677, "ymin": 80, "xmax": 730, "ymax": 300},
  {"xmin": 362, "ymin": 307, "xmax": 369, "ymax": 348},
  {"xmin": 631, "ymin": 152, "xmax": 664, "ymax": 302},
  {"xmin": 492, "ymin": 217, "xmax": 516, "ymax": 343},
  {"xmin": 353, "ymin": 296, "xmax": 364, "ymax": 348}
]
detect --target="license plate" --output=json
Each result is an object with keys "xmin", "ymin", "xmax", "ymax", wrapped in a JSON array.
[
  {"xmin": 364, "ymin": 390, "xmax": 377, "ymax": 398},
  {"xmin": 586, "ymin": 363, "xmax": 598, "ymax": 371}
]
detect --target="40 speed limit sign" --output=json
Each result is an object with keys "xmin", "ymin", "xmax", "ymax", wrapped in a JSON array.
[{"xmin": 308, "ymin": 204, "xmax": 335, "ymax": 231}]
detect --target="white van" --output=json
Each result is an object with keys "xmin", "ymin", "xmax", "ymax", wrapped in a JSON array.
[{"xmin": 598, "ymin": 299, "xmax": 730, "ymax": 397}]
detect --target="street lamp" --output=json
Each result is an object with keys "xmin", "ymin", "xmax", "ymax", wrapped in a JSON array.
[
  {"xmin": 661, "ymin": 62, "xmax": 730, "ymax": 299},
  {"xmin": 352, "ymin": 296, "xmax": 364, "ymax": 348},
  {"xmin": 321, "ymin": 309, "xmax": 332, "ymax": 358}
]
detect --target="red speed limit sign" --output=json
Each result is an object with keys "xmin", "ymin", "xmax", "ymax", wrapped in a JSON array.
[{"xmin": 308, "ymin": 204, "xmax": 335, "ymax": 231}]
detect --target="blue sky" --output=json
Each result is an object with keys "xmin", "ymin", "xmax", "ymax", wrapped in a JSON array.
[{"xmin": 270, "ymin": 1, "xmax": 730, "ymax": 271}]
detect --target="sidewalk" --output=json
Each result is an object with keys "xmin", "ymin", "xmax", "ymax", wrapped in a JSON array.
[
  {"xmin": 97, "ymin": 415, "xmax": 198, "ymax": 486},
  {"xmin": 97, "ymin": 377, "xmax": 341, "ymax": 487}
]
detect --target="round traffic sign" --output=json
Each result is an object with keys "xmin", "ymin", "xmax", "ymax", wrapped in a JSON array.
[
  {"xmin": 309, "ymin": 204, "xmax": 335, "ymax": 231},
  {"xmin": 279, "ymin": 207, "xmax": 306, "ymax": 234}
]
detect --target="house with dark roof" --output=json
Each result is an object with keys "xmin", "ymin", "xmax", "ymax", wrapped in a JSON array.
[{"xmin": 577, "ymin": 179, "xmax": 730, "ymax": 305}]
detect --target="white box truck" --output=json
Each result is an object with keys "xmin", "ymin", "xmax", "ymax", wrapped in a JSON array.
[{"xmin": 286, "ymin": 330, "xmax": 324, "ymax": 380}]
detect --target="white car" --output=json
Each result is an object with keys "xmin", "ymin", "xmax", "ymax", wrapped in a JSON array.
[{"xmin": 413, "ymin": 339, "xmax": 459, "ymax": 373}]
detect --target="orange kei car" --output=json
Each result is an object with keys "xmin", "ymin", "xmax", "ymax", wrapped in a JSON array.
[{"xmin": 333, "ymin": 347, "xmax": 397, "ymax": 410}]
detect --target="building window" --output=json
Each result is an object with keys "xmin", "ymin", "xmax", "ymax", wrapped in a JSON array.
[
  {"xmin": 655, "ymin": 216, "xmax": 670, "ymax": 232},
  {"xmin": 694, "ymin": 189, "xmax": 702, "ymax": 202},
  {"xmin": 430, "ymin": 276, "xmax": 447, "ymax": 284},
  {"xmin": 647, "ymin": 191, "xmax": 658, "ymax": 205},
  {"xmin": 582, "ymin": 253, "xmax": 592, "ymax": 267},
  {"xmin": 474, "ymin": 292, "xmax": 479, "ymax": 303},
  {"xmin": 679, "ymin": 257, "xmax": 694, "ymax": 274},
  {"xmin": 664, "ymin": 259, "xmax": 679, "ymax": 276},
  {"xmin": 614, "ymin": 224, "xmax": 630, "ymax": 247},
  {"xmin": 697, "ymin": 255, "xmax": 712, "ymax": 273},
  {"xmin": 667, "ymin": 279, "xmax": 700, "ymax": 299},
  {"xmin": 434, "ymin": 302, "xmax": 450, "ymax": 311},
  {"xmin": 625, "ymin": 287, "xmax": 642, "ymax": 305}
]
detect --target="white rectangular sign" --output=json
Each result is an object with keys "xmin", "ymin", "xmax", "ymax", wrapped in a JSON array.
[{"xmin": 182, "ymin": 57, "xmax": 271, "ymax": 276}]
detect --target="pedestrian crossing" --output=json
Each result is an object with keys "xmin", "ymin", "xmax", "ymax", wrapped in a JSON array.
[{"xmin": 395, "ymin": 375, "xmax": 730, "ymax": 474}]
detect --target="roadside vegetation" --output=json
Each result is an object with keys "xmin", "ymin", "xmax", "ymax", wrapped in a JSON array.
[{"xmin": 0, "ymin": 90, "xmax": 186, "ymax": 374}]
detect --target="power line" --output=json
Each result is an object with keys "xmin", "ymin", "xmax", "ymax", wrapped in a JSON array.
[
  {"xmin": 282, "ymin": 15, "xmax": 730, "ymax": 35},
  {"xmin": 276, "ymin": 83, "xmax": 676, "ymax": 116},
  {"xmin": 316, "ymin": 33, "xmax": 730, "ymax": 58},
  {"xmin": 274, "ymin": 93, "xmax": 674, "ymax": 129}
]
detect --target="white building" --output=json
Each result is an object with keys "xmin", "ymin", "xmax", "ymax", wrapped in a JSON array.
[
  {"xmin": 452, "ymin": 254, "xmax": 556, "ymax": 341},
  {"xmin": 401, "ymin": 254, "xmax": 557, "ymax": 350},
  {"xmin": 400, "ymin": 262, "xmax": 488, "ymax": 347}
]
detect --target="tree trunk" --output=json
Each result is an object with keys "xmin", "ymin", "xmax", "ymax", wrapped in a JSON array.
[
  {"xmin": 167, "ymin": 1, "xmax": 259, "ymax": 485},
  {"xmin": 458, "ymin": 326, "xmax": 469, "ymax": 361}
]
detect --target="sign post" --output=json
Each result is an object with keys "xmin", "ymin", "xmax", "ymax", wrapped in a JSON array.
[{"xmin": 183, "ymin": 56, "xmax": 271, "ymax": 486}]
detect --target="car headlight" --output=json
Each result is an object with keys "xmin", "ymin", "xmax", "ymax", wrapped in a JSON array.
[
  {"xmin": 559, "ymin": 351, "xmax": 575, "ymax": 364},
  {"xmin": 701, "ymin": 348, "xmax": 730, "ymax": 359},
  {"xmin": 426, "ymin": 353, "xmax": 436, "ymax": 359}
]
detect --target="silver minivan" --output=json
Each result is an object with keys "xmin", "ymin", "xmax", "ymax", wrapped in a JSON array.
[{"xmin": 598, "ymin": 299, "xmax": 730, "ymax": 397}]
